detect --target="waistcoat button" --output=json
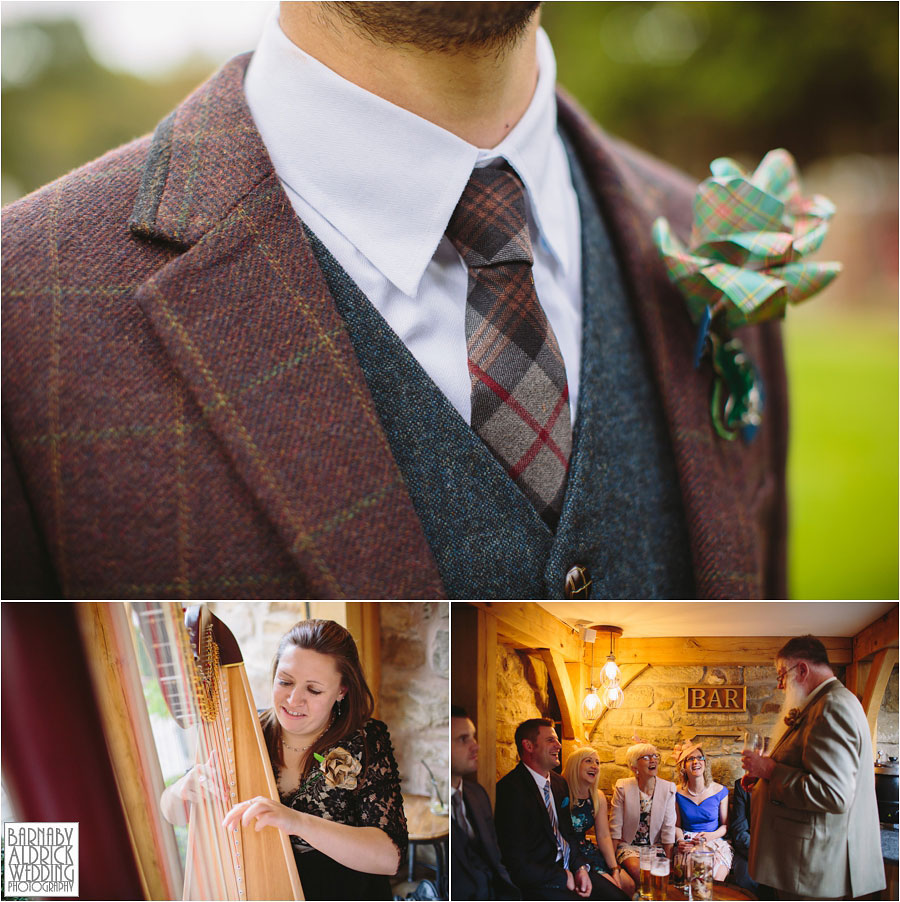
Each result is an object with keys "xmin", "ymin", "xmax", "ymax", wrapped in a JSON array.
[{"xmin": 564, "ymin": 565, "xmax": 592, "ymax": 599}]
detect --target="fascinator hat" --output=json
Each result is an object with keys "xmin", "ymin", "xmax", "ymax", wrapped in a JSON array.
[{"xmin": 673, "ymin": 740, "xmax": 703, "ymax": 766}]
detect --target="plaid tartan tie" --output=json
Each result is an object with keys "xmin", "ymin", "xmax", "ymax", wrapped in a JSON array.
[
  {"xmin": 542, "ymin": 779, "xmax": 571, "ymax": 869},
  {"xmin": 446, "ymin": 166, "xmax": 572, "ymax": 528}
]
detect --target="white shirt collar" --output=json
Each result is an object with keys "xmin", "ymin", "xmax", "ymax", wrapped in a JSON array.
[
  {"xmin": 523, "ymin": 761, "xmax": 552, "ymax": 791},
  {"xmin": 244, "ymin": 12, "xmax": 568, "ymax": 297}
]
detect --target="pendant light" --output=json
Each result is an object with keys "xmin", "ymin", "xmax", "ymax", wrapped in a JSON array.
[
  {"xmin": 582, "ymin": 625, "xmax": 625, "ymax": 716},
  {"xmin": 581, "ymin": 628, "xmax": 602, "ymax": 719},
  {"xmin": 600, "ymin": 626, "xmax": 622, "ymax": 687}
]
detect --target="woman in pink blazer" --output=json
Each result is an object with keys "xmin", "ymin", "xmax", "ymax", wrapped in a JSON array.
[{"xmin": 609, "ymin": 743, "xmax": 677, "ymax": 885}]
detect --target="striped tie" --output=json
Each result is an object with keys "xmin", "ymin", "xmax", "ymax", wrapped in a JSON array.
[{"xmin": 542, "ymin": 779, "xmax": 570, "ymax": 869}]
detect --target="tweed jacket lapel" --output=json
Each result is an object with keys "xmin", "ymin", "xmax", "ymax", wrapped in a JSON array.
[
  {"xmin": 769, "ymin": 679, "xmax": 836, "ymax": 757},
  {"xmin": 556, "ymin": 92, "xmax": 788, "ymax": 599},
  {"xmin": 129, "ymin": 56, "xmax": 443, "ymax": 598}
]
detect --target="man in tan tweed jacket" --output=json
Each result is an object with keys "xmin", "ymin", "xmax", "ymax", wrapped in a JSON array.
[{"xmin": 742, "ymin": 636, "xmax": 884, "ymax": 900}]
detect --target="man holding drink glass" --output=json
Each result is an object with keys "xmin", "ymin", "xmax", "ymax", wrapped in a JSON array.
[{"xmin": 741, "ymin": 636, "xmax": 884, "ymax": 900}]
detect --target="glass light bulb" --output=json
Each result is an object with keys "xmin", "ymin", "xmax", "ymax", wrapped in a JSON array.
[
  {"xmin": 601, "ymin": 657, "xmax": 620, "ymax": 686},
  {"xmin": 603, "ymin": 683, "xmax": 624, "ymax": 709},
  {"xmin": 582, "ymin": 689, "xmax": 602, "ymax": 719}
]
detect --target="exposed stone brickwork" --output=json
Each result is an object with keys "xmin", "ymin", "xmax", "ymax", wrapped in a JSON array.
[
  {"xmin": 496, "ymin": 644, "xmax": 549, "ymax": 781},
  {"xmin": 379, "ymin": 602, "xmax": 449, "ymax": 803},
  {"xmin": 494, "ymin": 644, "xmax": 794, "ymax": 798},
  {"xmin": 877, "ymin": 664, "xmax": 899, "ymax": 759}
]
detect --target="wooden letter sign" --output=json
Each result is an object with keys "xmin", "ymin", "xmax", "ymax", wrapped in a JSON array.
[{"xmin": 686, "ymin": 686, "xmax": 746, "ymax": 712}]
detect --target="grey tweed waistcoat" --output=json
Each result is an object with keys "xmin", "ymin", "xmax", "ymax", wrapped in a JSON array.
[{"xmin": 306, "ymin": 137, "xmax": 694, "ymax": 599}]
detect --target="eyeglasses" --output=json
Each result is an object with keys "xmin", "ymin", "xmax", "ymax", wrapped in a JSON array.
[
  {"xmin": 637, "ymin": 754, "xmax": 660, "ymax": 762},
  {"xmin": 684, "ymin": 755, "xmax": 706, "ymax": 763},
  {"xmin": 776, "ymin": 661, "xmax": 803, "ymax": 688}
]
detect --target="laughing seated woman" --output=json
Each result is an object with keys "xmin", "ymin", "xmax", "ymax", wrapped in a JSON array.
[
  {"xmin": 673, "ymin": 741, "xmax": 732, "ymax": 883},
  {"xmin": 609, "ymin": 743, "xmax": 676, "ymax": 885},
  {"xmin": 161, "ymin": 619, "xmax": 407, "ymax": 901},
  {"xmin": 563, "ymin": 747, "xmax": 635, "ymax": 897}
]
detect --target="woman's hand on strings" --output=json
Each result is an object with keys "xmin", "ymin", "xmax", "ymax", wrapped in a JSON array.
[
  {"xmin": 180, "ymin": 750, "xmax": 226, "ymax": 805},
  {"xmin": 222, "ymin": 796, "xmax": 300, "ymax": 835},
  {"xmin": 160, "ymin": 751, "xmax": 225, "ymax": 825}
]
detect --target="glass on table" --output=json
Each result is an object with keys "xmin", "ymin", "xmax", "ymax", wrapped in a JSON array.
[
  {"xmin": 690, "ymin": 850, "xmax": 714, "ymax": 901},
  {"xmin": 650, "ymin": 850, "xmax": 670, "ymax": 900},
  {"xmin": 639, "ymin": 846, "xmax": 654, "ymax": 899}
]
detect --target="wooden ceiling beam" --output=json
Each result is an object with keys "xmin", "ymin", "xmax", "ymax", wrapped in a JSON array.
[
  {"xmin": 853, "ymin": 606, "xmax": 899, "ymax": 662},
  {"xmin": 469, "ymin": 602, "xmax": 583, "ymax": 661},
  {"xmin": 596, "ymin": 636, "xmax": 853, "ymax": 666}
]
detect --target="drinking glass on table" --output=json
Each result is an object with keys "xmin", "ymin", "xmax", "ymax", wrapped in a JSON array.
[
  {"xmin": 650, "ymin": 850, "xmax": 670, "ymax": 900},
  {"xmin": 690, "ymin": 850, "xmax": 714, "ymax": 901},
  {"xmin": 639, "ymin": 846, "xmax": 654, "ymax": 899}
]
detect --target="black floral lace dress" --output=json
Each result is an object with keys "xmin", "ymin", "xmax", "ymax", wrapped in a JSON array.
[{"xmin": 274, "ymin": 718, "xmax": 408, "ymax": 901}]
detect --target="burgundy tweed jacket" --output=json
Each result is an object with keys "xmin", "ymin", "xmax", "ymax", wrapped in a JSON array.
[{"xmin": 1, "ymin": 56, "xmax": 788, "ymax": 599}]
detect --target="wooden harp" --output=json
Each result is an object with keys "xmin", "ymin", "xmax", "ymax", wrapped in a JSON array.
[{"xmin": 77, "ymin": 602, "xmax": 304, "ymax": 901}]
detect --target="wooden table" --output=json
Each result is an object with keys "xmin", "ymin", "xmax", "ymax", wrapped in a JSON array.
[
  {"xmin": 661, "ymin": 880, "xmax": 757, "ymax": 900},
  {"xmin": 402, "ymin": 794, "xmax": 449, "ymax": 889}
]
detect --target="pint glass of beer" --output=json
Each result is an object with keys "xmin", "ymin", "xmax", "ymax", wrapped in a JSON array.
[
  {"xmin": 638, "ymin": 847, "xmax": 654, "ymax": 899},
  {"xmin": 651, "ymin": 852, "xmax": 670, "ymax": 900}
]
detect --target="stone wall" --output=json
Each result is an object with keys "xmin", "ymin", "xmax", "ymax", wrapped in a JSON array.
[
  {"xmin": 493, "ymin": 648, "xmax": 790, "ymax": 798},
  {"xmin": 210, "ymin": 602, "xmax": 448, "ymax": 803},
  {"xmin": 585, "ymin": 664, "xmax": 787, "ymax": 796},
  {"xmin": 496, "ymin": 644, "xmax": 554, "ymax": 781},
  {"xmin": 379, "ymin": 602, "xmax": 449, "ymax": 803}
]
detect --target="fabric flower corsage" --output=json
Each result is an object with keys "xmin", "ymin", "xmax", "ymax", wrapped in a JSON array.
[
  {"xmin": 320, "ymin": 747, "xmax": 362, "ymax": 790},
  {"xmin": 652, "ymin": 148, "xmax": 841, "ymax": 441},
  {"xmin": 783, "ymin": 707, "xmax": 802, "ymax": 728},
  {"xmin": 299, "ymin": 747, "xmax": 362, "ymax": 792}
]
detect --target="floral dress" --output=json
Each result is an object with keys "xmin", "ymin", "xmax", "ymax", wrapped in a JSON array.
[
  {"xmin": 569, "ymin": 797, "xmax": 612, "ymax": 875},
  {"xmin": 274, "ymin": 718, "xmax": 408, "ymax": 901}
]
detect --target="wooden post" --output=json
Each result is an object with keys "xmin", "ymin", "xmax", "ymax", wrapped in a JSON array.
[
  {"xmin": 566, "ymin": 661, "xmax": 587, "ymax": 737},
  {"xmin": 477, "ymin": 608, "xmax": 498, "ymax": 806},
  {"xmin": 845, "ymin": 660, "xmax": 859, "ymax": 699},
  {"xmin": 345, "ymin": 602, "xmax": 381, "ymax": 717},
  {"xmin": 861, "ymin": 647, "xmax": 900, "ymax": 747},
  {"xmin": 540, "ymin": 649, "xmax": 581, "ymax": 742}
]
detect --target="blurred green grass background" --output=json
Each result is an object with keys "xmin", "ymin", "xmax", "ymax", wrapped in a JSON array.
[
  {"xmin": 785, "ymin": 310, "xmax": 899, "ymax": 599},
  {"xmin": 2, "ymin": 2, "xmax": 897, "ymax": 599}
]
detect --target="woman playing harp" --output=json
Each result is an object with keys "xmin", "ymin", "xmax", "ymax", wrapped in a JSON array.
[{"xmin": 162, "ymin": 619, "xmax": 407, "ymax": 901}]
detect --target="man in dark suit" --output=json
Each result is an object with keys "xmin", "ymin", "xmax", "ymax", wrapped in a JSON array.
[
  {"xmin": 450, "ymin": 706, "xmax": 520, "ymax": 900},
  {"xmin": 729, "ymin": 779, "xmax": 762, "ymax": 894},
  {"xmin": 495, "ymin": 718, "xmax": 628, "ymax": 900},
  {"xmin": 2, "ymin": 3, "xmax": 787, "ymax": 599}
]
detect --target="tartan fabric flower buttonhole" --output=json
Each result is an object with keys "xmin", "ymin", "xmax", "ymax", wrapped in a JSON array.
[
  {"xmin": 783, "ymin": 707, "xmax": 802, "ymax": 727},
  {"xmin": 652, "ymin": 149, "xmax": 841, "ymax": 442}
]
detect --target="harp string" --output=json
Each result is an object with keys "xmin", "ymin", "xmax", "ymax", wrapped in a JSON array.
[{"xmin": 128, "ymin": 602, "xmax": 237, "ymax": 900}]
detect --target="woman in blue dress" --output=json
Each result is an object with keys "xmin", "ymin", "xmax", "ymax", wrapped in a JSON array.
[
  {"xmin": 673, "ymin": 742, "xmax": 733, "ymax": 882},
  {"xmin": 563, "ymin": 747, "xmax": 634, "ymax": 897}
]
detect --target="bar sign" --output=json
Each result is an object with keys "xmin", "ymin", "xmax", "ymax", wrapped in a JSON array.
[{"xmin": 686, "ymin": 686, "xmax": 746, "ymax": 711}]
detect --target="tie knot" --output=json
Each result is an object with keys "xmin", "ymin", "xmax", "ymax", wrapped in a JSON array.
[{"xmin": 446, "ymin": 167, "xmax": 534, "ymax": 268}]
